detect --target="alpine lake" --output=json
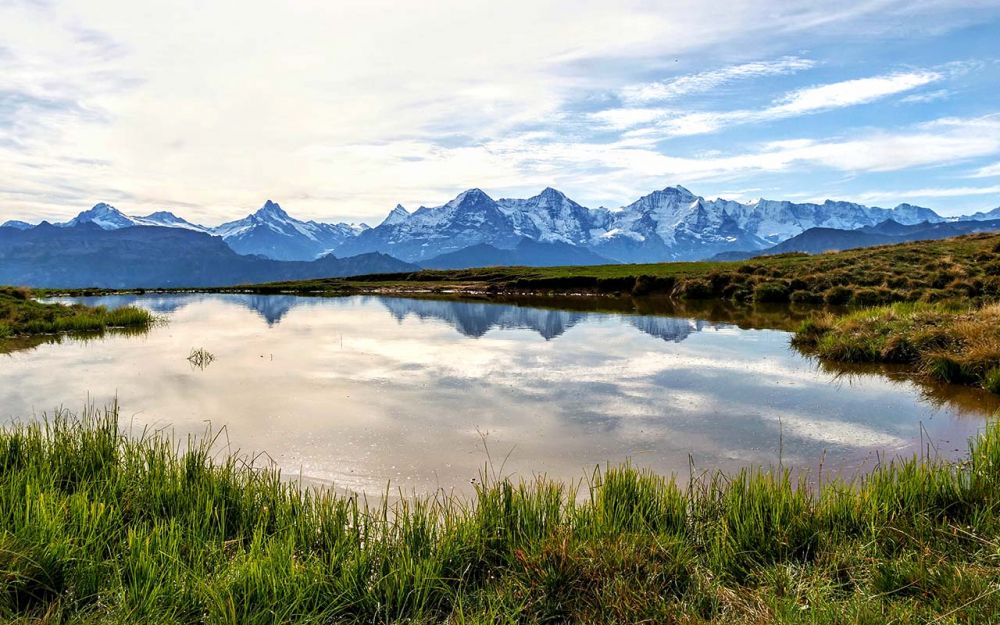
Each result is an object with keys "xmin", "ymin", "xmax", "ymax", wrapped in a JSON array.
[{"xmin": 3, "ymin": 293, "xmax": 997, "ymax": 496}]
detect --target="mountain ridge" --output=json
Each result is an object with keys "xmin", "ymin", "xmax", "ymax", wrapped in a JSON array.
[
  {"xmin": 0, "ymin": 223, "xmax": 416, "ymax": 288},
  {"xmin": 4, "ymin": 188, "xmax": 998, "ymax": 264}
]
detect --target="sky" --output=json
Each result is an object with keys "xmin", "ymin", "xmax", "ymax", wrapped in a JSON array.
[{"xmin": 2, "ymin": 0, "xmax": 1000, "ymax": 226}]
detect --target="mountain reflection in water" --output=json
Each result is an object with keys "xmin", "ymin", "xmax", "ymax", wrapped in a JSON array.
[
  {"xmin": 13, "ymin": 292, "xmax": 995, "ymax": 496},
  {"xmin": 63, "ymin": 293, "xmax": 730, "ymax": 343}
]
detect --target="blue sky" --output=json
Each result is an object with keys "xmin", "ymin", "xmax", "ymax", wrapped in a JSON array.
[{"xmin": 1, "ymin": 0, "xmax": 1000, "ymax": 225}]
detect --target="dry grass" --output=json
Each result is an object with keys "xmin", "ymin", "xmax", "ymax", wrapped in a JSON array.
[{"xmin": 794, "ymin": 302, "xmax": 1000, "ymax": 393}]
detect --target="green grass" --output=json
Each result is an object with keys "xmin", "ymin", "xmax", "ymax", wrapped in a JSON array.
[
  {"xmin": 3, "ymin": 405, "xmax": 1000, "ymax": 623},
  {"xmin": 0, "ymin": 286, "xmax": 152, "ymax": 340},
  {"xmin": 40, "ymin": 232, "xmax": 1000, "ymax": 305},
  {"xmin": 205, "ymin": 232, "xmax": 1000, "ymax": 305},
  {"xmin": 794, "ymin": 301, "xmax": 1000, "ymax": 394}
]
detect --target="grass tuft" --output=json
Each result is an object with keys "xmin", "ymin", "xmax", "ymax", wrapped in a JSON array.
[
  {"xmin": 794, "ymin": 301, "xmax": 1000, "ymax": 394},
  {"xmin": 0, "ymin": 287, "xmax": 152, "ymax": 340}
]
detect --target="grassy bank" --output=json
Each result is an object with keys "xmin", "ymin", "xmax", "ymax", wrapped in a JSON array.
[
  {"xmin": 3, "ymin": 406, "xmax": 1000, "ymax": 623},
  {"xmin": 41, "ymin": 232, "xmax": 1000, "ymax": 306},
  {"xmin": 212, "ymin": 232, "xmax": 1000, "ymax": 306},
  {"xmin": 0, "ymin": 286, "xmax": 152, "ymax": 340},
  {"xmin": 794, "ymin": 301, "xmax": 1000, "ymax": 394}
]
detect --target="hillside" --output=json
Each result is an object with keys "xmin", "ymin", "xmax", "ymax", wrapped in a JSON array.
[
  {"xmin": 421, "ymin": 238, "xmax": 613, "ymax": 269},
  {"xmin": 713, "ymin": 218, "xmax": 1000, "ymax": 260},
  {"xmin": 207, "ymin": 232, "xmax": 1000, "ymax": 309}
]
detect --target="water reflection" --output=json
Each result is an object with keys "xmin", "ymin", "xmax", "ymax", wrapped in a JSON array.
[
  {"xmin": 58, "ymin": 293, "xmax": 735, "ymax": 343},
  {"xmin": 4, "ymin": 293, "xmax": 995, "ymax": 496},
  {"xmin": 378, "ymin": 297, "xmax": 726, "ymax": 342}
]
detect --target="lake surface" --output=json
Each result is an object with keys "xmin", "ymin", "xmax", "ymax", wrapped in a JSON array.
[{"xmin": 3, "ymin": 294, "xmax": 997, "ymax": 495}]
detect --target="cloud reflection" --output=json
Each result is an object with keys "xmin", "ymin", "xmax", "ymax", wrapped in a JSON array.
[{"xmin": 17, "ymin": 292, "xmax": 991, "ymax": 495}]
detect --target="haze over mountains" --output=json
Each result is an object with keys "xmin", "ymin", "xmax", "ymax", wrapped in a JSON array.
[{"xmin": 2, "ymin": 184, "xmax": 999, "ymax": 287}]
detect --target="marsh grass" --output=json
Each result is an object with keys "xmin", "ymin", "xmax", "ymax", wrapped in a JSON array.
[
  {"xmin": 3, "ymin": 405, "xmax": 1000, "ymax": 623},
  {"xmin": 794, "ymin": 301, "xmax": 1000, "ymax": 394},
  {"xmin": 0, "ymin": 286, "xmax": 152, "ymax": 339}
]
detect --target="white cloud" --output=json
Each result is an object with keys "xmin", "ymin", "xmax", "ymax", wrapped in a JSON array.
[
  {"xmin": 768, "ymin": 71, "xmax": 941, "ymax": 115},
  {"xmin": 851, "ymin": 185, "xmax": 1000, "ymax": 203},
  {"xmin": 0, "ymin": 0, "xmax": 997, "ymax": 223},
  {"xmin": 309, "ymin": 115, "xmax": 1000, "ymax": 211},
  {"xmin": 641, "ymin": 71, "xmax": 942, "ymax": 136},
  {"xmin": 596, "ymin": 70, "xmax": 943, "ymax": 135},
  {"xmin": 620, "ymin": 57, "xmax": 815, "ymax": 104},
  {"xmin": 969, "ymin": 161, "xmax": 1000, "ymax": 178},
  {"xmin": 587, "ymin": 107, "xmax": 671, "ymax": 131},
  {"xmin": 900, "ymin": 88, "xmax": 951, "ymax": 104}
]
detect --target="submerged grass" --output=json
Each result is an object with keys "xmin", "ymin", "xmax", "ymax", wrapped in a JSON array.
[
  {"xmin": 794, "ymin": 301, "xmax": 1000, "ymax": 394},
  {"xmin": 3, "ymin": 405, "xmax": 1000, "ymax": 623},
  {"xmin": 187, "ymin": 347, "xmax": 216, "ymax": 370},
  {"xmin": 0, "ymin": 286, "xmax": 152, "ymax": 339}
]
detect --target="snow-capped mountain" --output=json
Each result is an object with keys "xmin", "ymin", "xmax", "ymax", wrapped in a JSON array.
[
  {"xmin": 62, "ymin": 203, "xmax": 140, "ymax": 230},
  {"xmin": 497, "ymin": 187, "xmax": 609, "ymax": 246},
  {"xmin": 380, "ymin": 204, "xmax": 410, "ymax": 226},
  {"xmin": 960, "ymin": 206, "xmax": 1000, "ymax": 221},
  {"xmin": 214, "ymin": 200, "xmax": 368, "ymax": 261},
  {"xmin": 40, "ymin": 200, "xmax": 367, "ymax": 261},
  {"xmin": 335, "ymin": 188, "xmax": 520, "ymax": 262},
  {"xmin": 1, "ymin": 220, "xmax": 33, "ymax": 230},
  {"xmin": 136, "ymin": 211, "xmax": 211, "ymax": 232},
  {"xmin": 331, "ymin": 185, "xmax": 961, "ymax": 264},
  {"xmin": 588, "ymin": 188, "xmax": 952, "ymax": 262},
  {"xmin": 58, "ymin": 203, "xmax": 211, "ymax": 232},
  {"xmin": 593, "ymin": 186, "xmax": 770, "ymax": 262},
  {"xmin": 869, "ymin": 203, "xmax": 944, "ymax": 226},
  {"xmin": 6, "ymin": 186, "xmax": 996, "ymax": 265}
]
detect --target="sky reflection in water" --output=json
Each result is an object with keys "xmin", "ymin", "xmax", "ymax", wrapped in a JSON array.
[{"xmin": 2, "ymin": 294, "xmax": 996, "ymax": 495}]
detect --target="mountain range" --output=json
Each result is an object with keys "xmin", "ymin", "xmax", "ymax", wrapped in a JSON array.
[
  {"xmin": 0, "ymin": 223, "xmax": 415, "ymax": 288},
  {"xmin": 3, "ymin": 186, "xmax": 999, "ymax": 273}
]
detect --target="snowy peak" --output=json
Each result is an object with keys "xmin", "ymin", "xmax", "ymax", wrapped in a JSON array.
[
  {"xmin": 439, "ymin": 188, "xmax": 498, "ymax": 217},
  {"xmin": 450, "ymin": 188, "xmax": 492, "ymax": 205},
  {"xmin": 960, "ymin": 206, "xmax": 1000, "ymax": 221},
  {"xmin": 381, "ymin": 204, "xmax": 409, "ymax": 226},
  {"xmin": 136, "ymin": 211, "xmax": 211, "ymax": 232},
  {"xmin": 536, "ymin": 186, "xmax": 567, "ymax": 201},
  {"xmin": 64, "ymin": 203, "xmax": 137, "ymax": 230},
  {"xmin": 497, "ymin": 187, "xmax": 598, "ymax": 245},
  {"xmin": 211, "ymin": 200, "xmax": 368, "ymax": 261},
  {"xmin": 215, "ymin": 200, "xmax": 297, "ymax": 236},
  {"xmin": 884, "ymin": 204, "xmax": 944, "ymax": 226},
  {"xmin": 1, "ymin": 220, "xmax": 33, "ymax": 230},
  {"xmin": 253, "ymin": 199, "xmax": 290, "ymax": 220}
]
